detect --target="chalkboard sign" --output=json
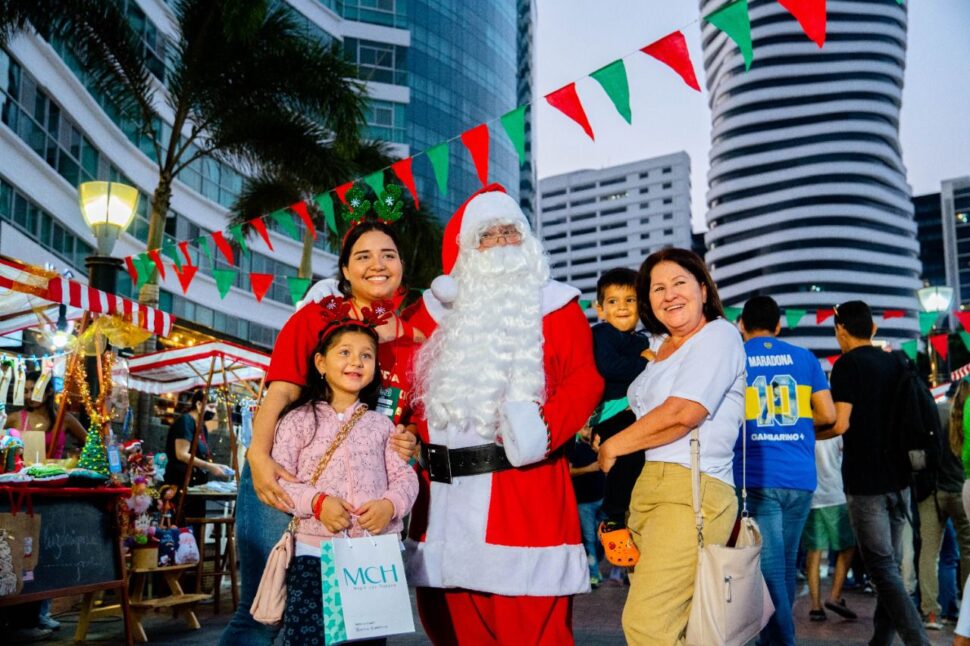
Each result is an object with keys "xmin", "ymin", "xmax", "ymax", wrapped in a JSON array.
[{"xmin": 4, "ymin": 497, "xmax": 122, "ymax": 593}]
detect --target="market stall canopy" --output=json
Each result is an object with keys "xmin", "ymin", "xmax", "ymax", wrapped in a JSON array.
[
  {"xmin": 0, "ymin": 255, "xmax": 174, "ymax": 338},
  {"xmin": 119, "ymin": 341, "xmax": 270, "ymax": 394}
]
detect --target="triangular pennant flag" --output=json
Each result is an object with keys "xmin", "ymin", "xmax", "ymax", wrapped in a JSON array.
[
  {"xmin": 900, "ymin": 339, "xmax": 918, "ymax": 362},
  {"xmin": 641, "ymin": 31, "xmax": 701, "ymax": 91},
  {"xmin": 816, "ymin": 308, "xmax": 834, "ymax": 324},
  {"xmin": 930, "ymin": 333, "xmax": 949, "ymax": 360},
  {"xmin": 724, "ymin": 306, "xmax": 742, "ymax": 323},
  {"xmin": 545, "ymin": 83, "xmax": 595, "ymax": 141},
  {"xmin": 335, "ymin": 182, "xmax": 353, "ymax": 205},
  {"xmin": 882, "ymin": 309, "xmax": 904, "ymax": 320},
  {"xmin": 784, "ymin": 308, "xmax": 806, "ymax": 329},
  {"xmin": 162, "ymin": 240, "xmax": 182, "ymax": 271},
  {"xmin": 391, "ymin": 158, "xmax": 420, "ymax": 209},
  {"xmin": 955, "ymin": 311, "xmax": 970, "ymax": 334},
  {"xmin": 461, "ymin": 124, "xmax": 490, "ymax": 187},
  {"xmin": 499, "ymin": 106, "xmax": 528, "ymax": 165},
  {"xmin": 133, "ymin": 254, "xmax": 155, "ymax": 289},
  {"xmin": 426, "ymin": 143, "xmax": 450, "ymax": 196},
  {"xmin": 178, "ymin": 240, "xmax": 194, "ymax": 266},
  {"xmin": 270, "ymin": 209, "xmax": 301, "ymax": 241},
  {"xmin": 919, "ymin": 311, "xmax": 939, "ymax": 336},
  {"xmin": 286, "ymin": 277, "xmax": 312, "ymax": 306},
  {"xmin": 147, "ymin": 249, "xmax": 167, "ymax": 280},
  {"xmin": 124, "ymin": 257, "xmax": 138, "ymax": 287},
  {"xmin": 211, "ymin": 231, "xmax": 235, "ymax": 265},
  {"xmin": 229, "ymin": 224, "xmax": 249, "ymax": 256},
  {"xmin": 960, "ymin": 332, "xmax": 970, "ymax": 354},
  {"xmin": 826, "ymin": 354, "xmax": 841, "ymax": 367},
  {"xmin": 705, "ymin": 0, "xmax": 754, "ymax": 71},
  {"xmin": 590, "ymin": 60, "xmax": 632, "ymax": 124},
  {"xmin": 578, "ymin": 299, "xmax": 592, "ymax": 311},
  {"xmin": 212, "ymin": 268, "xmax": 236, "ymax": 299},
  {"xmin": 290, "ymin": 202, "xmax": 316, "ymax": 240},
  {"xmin": 249, "ymin": 273, "xmax": 274, "ymax": 303},
  {"xmin": 198, "ymin": 236, "xmax": 213, "ymax": 264},
  {"xmin": 173, "ymin": 264, "xmax": 198, "ymax": 294},
  {"xmin": 364, "ymin": 171, "xmax": 385, "ymax": 199},
  {"xmin": 777, "ymin": 0, "xmax": 827, "ymax": 48},
  {"xmin": 250, "ymin": 218, "xmax": 273, "ymax": 251},
  {"xmin": 314, "ymin": 193, "xmax": 337, "ymax": 234}
]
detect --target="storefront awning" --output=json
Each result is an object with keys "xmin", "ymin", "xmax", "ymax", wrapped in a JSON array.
[{"xmin": 119, "ymin": 341, "xmax": 270, "ymax": 394}]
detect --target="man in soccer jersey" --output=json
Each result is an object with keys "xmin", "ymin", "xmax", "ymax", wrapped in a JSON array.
[{"xmin": 736, "ymin": 296, "xmax": 836, "ymax": 646}]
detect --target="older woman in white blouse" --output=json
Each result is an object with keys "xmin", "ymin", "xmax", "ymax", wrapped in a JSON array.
[{"xmin": 598, "ymin": 248, "xmax": 746, "ymax": 646}]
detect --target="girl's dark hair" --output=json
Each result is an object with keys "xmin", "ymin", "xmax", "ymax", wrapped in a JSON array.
[
  {"xmin": 179, "ymin": 390, "xmax": 206, "ymax": 415},
  {"xmin": 635, "ymin": 248, "xmax": 725, "ymax": 335},
  {"xmin": 281, "ymin": 326, "xmax": 382, "ymax": 419},
  {"xmin": 24, "ymin": 370, "xmax": 55, "ymax": 421},
  {"xmin": 336, "ymin": 220, "xmax": 406, "ymax": 297}
]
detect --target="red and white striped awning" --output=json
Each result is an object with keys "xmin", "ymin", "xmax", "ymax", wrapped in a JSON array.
[
  {"xmin": 0, "ymin": 255, "xmax": 174, "ymax": 338},
  {"xmin": 119, "ymin": 341, "xmax": 270, "ymax": 394}
]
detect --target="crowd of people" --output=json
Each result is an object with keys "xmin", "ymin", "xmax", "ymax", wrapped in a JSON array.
[{"xmin": 204, "ymin": 183, "xmax": 970, "ymax": 645}]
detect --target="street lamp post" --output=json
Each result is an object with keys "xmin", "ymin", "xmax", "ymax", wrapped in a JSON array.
[{"xmin": 917, "ymin": 285, "xmax": 955, "ymax": 387}]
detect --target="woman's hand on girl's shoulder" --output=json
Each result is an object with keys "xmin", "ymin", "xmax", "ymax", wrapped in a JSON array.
[
  {"xmin": 356, "ymin": 499, "xmax": 394, "ymax": 534},
  {"xmin": 389, "ymin": 424, "xmax": 418, "ymax": 462},
  {"xmin": 318, "ymin": 495, "xmax": 354, "ymax": 533}
]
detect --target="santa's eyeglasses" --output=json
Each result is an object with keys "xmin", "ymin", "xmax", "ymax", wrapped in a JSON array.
[{"xmin": 478, "ymin": 226, "xmax": 522, "ymax": 247}]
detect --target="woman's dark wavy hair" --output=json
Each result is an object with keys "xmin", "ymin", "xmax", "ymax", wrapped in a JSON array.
[
  {"xmin": 635, "ymin": 247, "xmax": 725, "ymax": 335},
  {"xmin": 280, "ymin": 326, "xmax": 382, "ymax": 420},
  {"xmin": 24, "ymin": 370, "xmax": 56, "ymax": 422},
  {"xmin": 337, "ymin": 219, "xmax": 406, "ymax": 298}
]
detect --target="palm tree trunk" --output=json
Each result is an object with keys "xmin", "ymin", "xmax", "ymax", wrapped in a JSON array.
[{"xmin": 298, "ymin": 228, "xmax": 314, "ymax": 279}]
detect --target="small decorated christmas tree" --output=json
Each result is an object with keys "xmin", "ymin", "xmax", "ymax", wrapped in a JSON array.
[{"xmin": 77, "ymin": 422, "xmax": 110, "ymax": 475}]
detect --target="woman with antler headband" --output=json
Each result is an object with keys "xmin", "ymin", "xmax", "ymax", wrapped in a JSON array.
[{"xmin": 222, "ymin": 187, "xmax": 429, "ymax": 645}]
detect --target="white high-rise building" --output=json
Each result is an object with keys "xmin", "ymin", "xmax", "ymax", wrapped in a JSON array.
[
  {"xmin": 700, "ymin": 0, "xmax": 920, "ymax": 354},
  {"xmin": 539, "ymin": 153, "xmax": 691, "ymax": 307}
]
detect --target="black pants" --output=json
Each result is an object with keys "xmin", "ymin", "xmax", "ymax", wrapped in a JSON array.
[
  {"xmin": 283, "ymin": 556, "xmax": 387, "ymax": 646},
  {"xmin": 593, "ymin": 409, "xmax": 645, "ymax": 524}
]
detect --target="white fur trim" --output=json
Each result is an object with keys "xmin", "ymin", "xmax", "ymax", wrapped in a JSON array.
[
  {"xmin": 422, "ymin": 280, "xmax": 580, "ymax": 324},
  {"xmin": 459, "ymin": 192, "xmax": 529, "ymax": 248},
  {"xmin": 430, "ymin": 274, "xmax": 459, "ymax": 304},
  {"xmin": 501, "ymin": 401, "xmax": 548, "ymax": 467}
]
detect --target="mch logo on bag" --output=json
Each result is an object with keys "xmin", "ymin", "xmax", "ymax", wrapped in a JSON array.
[{"xmin": 342, "ymin": 562, "xmax": 401, "ymax": 588}]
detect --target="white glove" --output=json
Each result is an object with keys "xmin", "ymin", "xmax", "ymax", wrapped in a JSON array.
[
  {"xmin": 296, "ymin": 277, "xmax": 340, "ymax": 310},
  {"xmin": 500, "ymin": 401, "xmax": 549, "ymax": 467}
]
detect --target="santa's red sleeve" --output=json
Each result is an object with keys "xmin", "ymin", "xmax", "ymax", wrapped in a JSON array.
[{"xmin": 400, "ymin": 297, "xmax": 437, "ymax": 337}]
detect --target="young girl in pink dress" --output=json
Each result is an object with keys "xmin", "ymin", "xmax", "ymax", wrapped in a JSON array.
[{"xmin": 270, "ymin": 297, "xmax": 418, "ymax": 646}]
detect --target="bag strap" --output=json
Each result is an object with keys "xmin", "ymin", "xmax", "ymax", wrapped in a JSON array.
[{"xmin": 691, "ymin": 421, "xmax": 748, "ymax": 549}]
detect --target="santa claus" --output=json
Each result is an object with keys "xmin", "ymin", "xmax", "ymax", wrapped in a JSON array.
[{"xmin": 405, "ymin": 186, "xmax": 603, "ymax": 645}]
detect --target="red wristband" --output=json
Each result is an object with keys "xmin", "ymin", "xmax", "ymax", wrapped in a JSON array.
[{"xmin": 312, "ymin": 493, "xmax": 328, "ymax": 519}]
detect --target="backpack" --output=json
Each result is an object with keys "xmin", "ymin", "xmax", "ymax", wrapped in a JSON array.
[{"xmin": 887, "ymin": 352, "xmax": 941, "ymax": 501}]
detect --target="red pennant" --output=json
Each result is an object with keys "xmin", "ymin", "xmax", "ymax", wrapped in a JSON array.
[
  {"xmin": 249, "ymin": 273, "xmax": 274, "ymax": 303},
  {"xmin": 930, "ymin": 333, "xmax": 949, "ymax": 360},
  {"xmin": 545, "ymin": 83, "xmax": 595, "ymax": 141},
  {"xmin": 290, "ymin": 202, "xmax": 316, "ymax": 240},
  {"xmin": 211, "ymin": 231, "xmax": 234, "ymax": 265},
  {"xmin": 250, "ymin": 217, "xmax": 273, "ymax": 251},
  {"xmin": 173, "ymin": 264, "xmax": 198, "ymax": 294},
  {"xmin": 147, "ymin": 249, "xmax": 166, "ymax": 279},
  {"xmin": 816, "ymin": 308, "xmax": 835, "ymax": 324},
  {"xmin": 461, "ymin": 124, "xmax": 490, "ymax": 187},
  {"xmin": 124, "ymin": 257, "xmax": 138, "ymax": 287},
  {"xmin": 391, "ymin": 158, "xmax": 419, "ymax": 209},
  {"xmin": 956, "ymin": 311, "xmax": 970, "ymax": 334},
  {"xmin": 777, "ymin": 0, "xmax": 827, "ymax": 48},
  {"xmin": 641, "ymin": 31, "xmax": 701, "ymax": 92},
  {"xmin": 177, "ymin": 241, "xmax": 193, "ymax": 266},
  {"xmin": 882, "ymin": 309, "xmax": 904, "ymax": 320},
  {"xmin": 826, "ymin": 354, "xmax": 841, "ymax": 367},
  {"xmin": 335, "ymin": 182, "xmax": 353, "ymax": 205}
]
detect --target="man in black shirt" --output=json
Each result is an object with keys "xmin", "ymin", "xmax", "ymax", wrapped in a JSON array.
[{"xmin": 822, "ymin": 300, "xmax": 929, "ymax": 646}]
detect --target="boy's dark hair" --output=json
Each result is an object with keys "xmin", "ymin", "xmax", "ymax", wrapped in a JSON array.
[
  {"xmin": 635, "ymin": 248, "xmax": 725, "ymax": 335},
  {"xmin": 834, "ymin": 300, "xmax": 874, "ymax": 339},
  {"xmin": 740, "ymin": 295, "xmax": 780, "ymax": 334},
  {"xmin": 596, "ymin": 267, "xmax": 638, "ymax": 304},
  {"xmin": 337, "ymin": 220, "xmax": 405, "ymax": 298}
]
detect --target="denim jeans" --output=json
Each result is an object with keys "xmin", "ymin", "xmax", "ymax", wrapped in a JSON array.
[
  {"xmin": 577, "ymin": 499, "xmax": 604, "ymax": 579},
  {"xmin": 219, "ymin": 462, "xmax": 291, "ymax": 646},
  {"xmin": 745, "ymin": 487, "xmax": 813, "ymax": 646},
  {"xmin": 847, "ymin": 489, "xmax": 930, "ymax": 646}
]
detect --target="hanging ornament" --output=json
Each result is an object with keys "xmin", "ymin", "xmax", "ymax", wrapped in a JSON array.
[
  {"xmin": 641, "ymin": 31, "xmax": 701, "ymax": 91},
  {"xmin": 0, "ymin": 360, "xmax": 12, "ymax": 404},
  {"xmin": 12, "ymin": 359, "xmax": 26, "ymax": 407},
  {"xmin": 340, "ymin": 184, "xmax": 372, "ymax": 226},
  {"xmin": 372, "ymin": 185, "xmax": 404, "ymax": 224}
]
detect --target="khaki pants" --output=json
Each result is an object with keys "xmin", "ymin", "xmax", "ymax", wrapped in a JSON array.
[
  {"xmin": 917, "ymin": 490, "xmax": 970, "ymax": 616},
  {"xmin": 622, "ymin": 462, "xmax": 738, "ymax": 645}
]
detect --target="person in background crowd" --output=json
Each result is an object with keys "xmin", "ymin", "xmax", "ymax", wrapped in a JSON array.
[
  {"xmin": 821, "ymin": 300, "xmax": 929, "ymax": 646},
  {"xmin": 567, "ymin": 424, "xmax": 606, "ymax": 588},
  {"xmin": 598, "ymin": 248, "xmax": 745, "ymax": 645},
  {"xmin": 736, "ymin": 295, "xmax": 837, "ymax": 645},
  {"xmin": 947, "ymin": 380, "xmax": 970, "ymax": 644}
]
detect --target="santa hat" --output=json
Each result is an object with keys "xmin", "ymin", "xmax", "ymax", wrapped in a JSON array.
[
  {"xmin": 432, "ymin": 184, "xmax": 529, "ymax": 304},
  {"xmin": 123, "ymin": 439, "xmax": 142, "ymax": 452}
]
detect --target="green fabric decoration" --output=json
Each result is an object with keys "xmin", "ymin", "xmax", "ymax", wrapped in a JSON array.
[
  {"xmin": 76, "ymin": 422, "xmax": 109, "ymax": 476},
  {"xmin": 229, "ymin": 224, "xmax": 249, "ymax": 256},
  {"xmin": 578, "ymin": 299, "xmax": 592, "ymax": 311},
  {"xmin": 724, "ymin": 306, "xmax": 742, "ymax": 323},
  {"xmin": 373, "ymin": 184, "xmax": 404, "ymax": 223},
  {"xmin": 270, "ymin": 209, "xmax": 301, "ymax": 241},
  {"xmin": 364, "ymin": 170, "xmax": 385, "ymax": 198},
  {"xmin": 287, "ymin": 277, "xmax": 312, "ymax": 306},
  {"xmin": 784, "ymin": 308, "xmax": 806, "ymax": 329},
  {"xmin": 197, "ymin": 236, "xmax": 214, "ymax": 264},
  {"xmin": 900, "ymin": 339, "xmax": 918, "ymax": 362},
  {"xmin": 133, "ymin": 254, "xmax": 155, "ymax": 289},
  {"xmin": 315, "ymin": 193, "xmax": 337, "ymax": 234},
  {"xmin": 960, "ymin": 331, "xmax": 970, "ymax": 354},
  {"xmin": 919, "ymin": 311, "xmax": 939, "ymax": 336},
  {"xmin": 161, "ymin": 240, "xmax": 181, "ymax": 271},
  {"xmin": 590, "ymin": 60, "xmax": 632, "ymax": 124},
  {"xmin": 499, "ymin": 106, "xmax": 528, "ymax": 165},
  {"xmin": 705, "ymin": 0, "xmax": 754, "ymax": 71},
  {"xmin": 213, "ymin": 268, "xmax": 237, "ymax": 299},
  {"xmin": 340, "ymin": 184, "xmax": 372, "ymax": 223},
  {"xmin": 426, "ymin": 143, "xmax": 450, "ymax": 196}
]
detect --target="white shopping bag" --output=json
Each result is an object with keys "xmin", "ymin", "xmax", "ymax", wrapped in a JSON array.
[{"xmin": 322, "ymin": 534, "xmax": 414, "ymax": 643}]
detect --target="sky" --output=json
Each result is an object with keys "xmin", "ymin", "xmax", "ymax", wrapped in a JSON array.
[{"xmin": 534, "ymin": 1, "xmax": 970, "ymax": 232}]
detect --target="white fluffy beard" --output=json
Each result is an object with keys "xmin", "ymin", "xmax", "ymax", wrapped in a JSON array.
[{"xmin": 415, "ymin": 235, "xmax": 549, "ymax": 439}]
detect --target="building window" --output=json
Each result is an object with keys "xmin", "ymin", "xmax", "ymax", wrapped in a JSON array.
[
  {"xmin": 663, "ymin": 212, "xmax": 673, "ymax": 220},
  {"xmin": 570, "ymin": 197, "xmax": 594, "ymax": 207},
  {"xmin": 544, "ymin": 189, "xmax": 566, "ymax": 198},
  {"xmin": 545, "ymin": 217, "xmax": 566, "ymax": 226},
  {"xmin": 601, "ymin": 206, "xmax": 626, "ymax": 216},
  {"xmin": 572, "ymin": 212, "xmax": 595, "ymax": 222},
  {"xmin": 640, "ymin": 217, "xmax": 651, "ymax": 225},
  {"xmin": 601, "ymin": 252, "xmax": 626, "ymax": 261},
  {"xmin": 344, "ymin": 38, "xmax": 407, "ymax": 85},
  {"xmin": 600, "ymin": 221, "xmax": 625, "ymax": 231},
  {"xmin": 545, "ymin": 231, "xmax": 566, "ymax": 240},
  {"xmin": 601, "ymin": 191, "xmax": 627, "ymax": 202},
  {"xmin": 640, "ymin": 232, "xmax": 651, "ymax": 240},
  {"xmin": 572, "ymin": 272, "xmax": 597, "ymax": 281},
  {"xmin": 572, "ymin": 242, "xmax": 596, "ymax": 251},
  {"xmin": 363, "ymin": 100, "xmax": 406, "ymax": 143},
  {"xmin": 602, "ymin": 237, "xmax": 626, "ymax": 246},
  {"xmin": 549, "ymin": 246, "xmax": 567, "ymax": 254},
  {"xmin": 662, "ymin": 167, "xmax": 671, "ymax": 174},
  {"xmin": 574, "ymin": 227, "xmax": 596, "ymax": 236},
  {"xmin": 662, "ymin": 182, "xmax": 672, "ymax": 189},
  {"xmin": 639, "ymin": 187, "xmax": 650, "ymax": 194},
  {"xmin": 663, "ymin": 198, "xmax": 673, "ymax": 204},
  {"xmin": 639, "ymin": 171, "xmax": 650, "ymax": 179},
  {"xmin": 599, "ymin": 176, "xmax": 624, "ymax": 187},
  {"xmin": 544, "ymin": 203, "xmax": 566, "ymax": 212},
  {"xmin": 664, "ymin": 228, "xmax": 674, "ymax": 235},
  {"xmin": 337, "ymin": 0, "xmax": 407, "ymax": 28},
  {"xmin": 572, "ymin": 183, "xmax": 595, "ymax": 192}
]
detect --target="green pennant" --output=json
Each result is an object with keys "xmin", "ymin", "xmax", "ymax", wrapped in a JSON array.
[
  {"xmin": 918, "ymin": 311, "xmax": 939, "ymax": 336},
  {"xmin": 426, "ymin": 143, "xmax": 450, "ymax": 196},
  {"xmin": 901, "ymin": 339, "xmax": 918, "ymax": 362},
  {"xmin": 724, "ymin": 306, "xmax": 742, "ymax": 323},
  {"xmin": 578, "ymin": 299, "xmax": 592, "ymax": 311},
  {"xmin": 960, "ymin": 331, "xmax": 970, "ymax": 354},
  {"xmin": 161, "ymin": 240, "xmax": 181, "ymax": 271},
  {"xmin": 197, "ymin": 236, "xmax": 214, "ymax": 264},
  {"xmin": 133, "ymin": 254, "xmax": 155, "ymax": 288},
  {"xmin": 212, "ymin": 268, "xmax": 236, "ymax": 299},
  {"xmin": 705, "ymin": 0, "xmax": 754, "ymax": 71},
  {"xmin": 364, "ymin": 170, "xmax": 385, "ymax": 198},
  {"xmin": 499, "ymin": 106, "xmax": 528, "ymax": 166},
  {"xmin": 229, "ymin": 224, "xmax": 249, "ymax": 256},
  {"xmin": 314, "ymin": 193, "xmax": 337, "ymax": 234},
  {"xmin": 286, "ymin": 277, "xmax": 312, "ymax": 306},
  {"xmin": 590, "ymin": 60, "xmax": 632, "ymax": 125},
  {"xmin": 270, "ymin": 208, "xmax": 301, "ymax": 241},
  {"xmin": 784, "ymin": 308, "xmax": 806, "ymax": 329}
]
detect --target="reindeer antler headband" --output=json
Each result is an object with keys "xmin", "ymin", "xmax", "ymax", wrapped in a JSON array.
[{"xmin": 318, "ymin": 295, "xmax": 393, "ymax": 340}]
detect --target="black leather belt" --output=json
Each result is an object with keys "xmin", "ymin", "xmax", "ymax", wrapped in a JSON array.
[{"xmin": 421, "ymin": 442, "xmax": 513, "ymax": 484}]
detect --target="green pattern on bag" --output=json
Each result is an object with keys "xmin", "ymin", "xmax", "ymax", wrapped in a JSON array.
[{"xmin": 321, "ymin": 541, "xmax": 347, "ymax": 644}]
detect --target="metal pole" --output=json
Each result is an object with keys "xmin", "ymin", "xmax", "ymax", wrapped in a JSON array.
[{"xmin": 84, "ymin": 256, "xmax": 122, "ymax": 401}]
